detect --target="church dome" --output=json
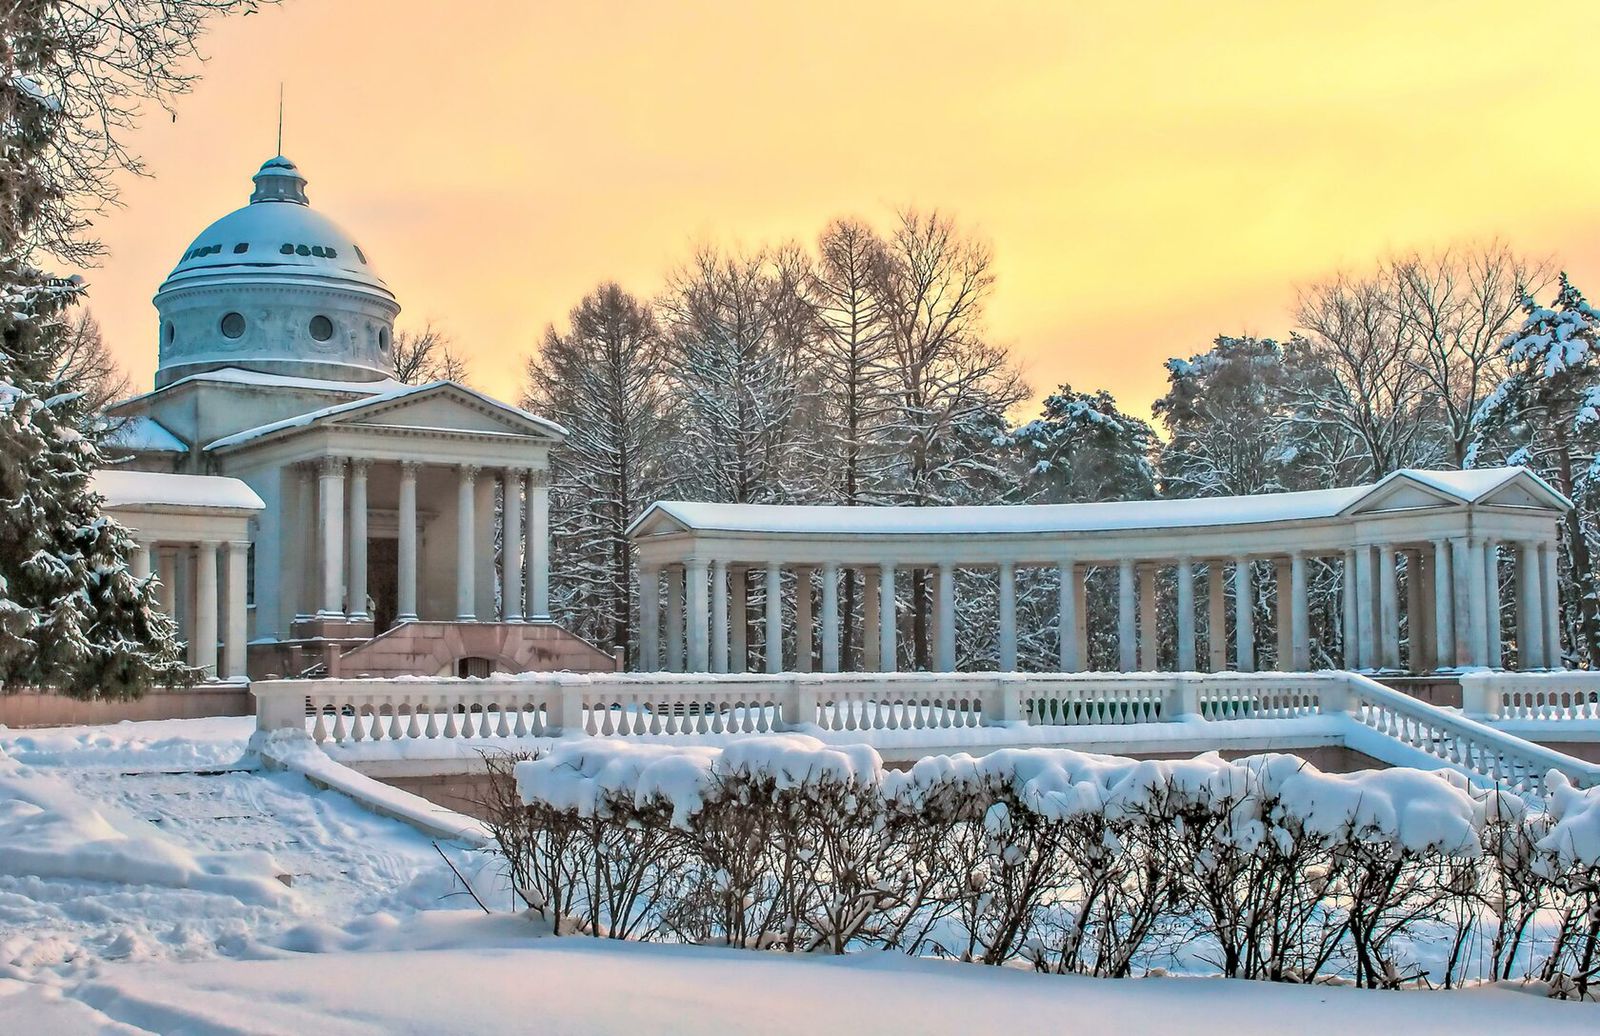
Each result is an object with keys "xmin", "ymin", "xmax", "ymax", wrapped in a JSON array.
[{"xmin": 152, "ymin": 156, "xmax": 401, "ymax": 388}]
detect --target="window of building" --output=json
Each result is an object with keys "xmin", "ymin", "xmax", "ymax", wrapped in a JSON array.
[
  {"xmin": 378, "ymin": 327, "xmax": 390, "ymax": 352},
  {"xmin": 309, "ymin": 315, "xmax": 334, "ymax": 341},
  {"xmin": 220, "ymin": 312, "xmax": 246, "ymax": 339}
]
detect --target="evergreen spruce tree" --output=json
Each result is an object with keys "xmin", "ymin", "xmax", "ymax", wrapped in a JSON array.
[
  {"xmin": 0, "ymin": 1, "xmax": 258, "ymax": 695},
  {"xmin": 1475, "ymin": 273, "xmax": 1600, "ymax": 665}
]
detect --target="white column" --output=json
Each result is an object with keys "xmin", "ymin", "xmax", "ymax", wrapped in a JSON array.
[
  {"xmin": 710, "ymin": 560, "xmax": 730, "ymax": 673},
  {"xmin": 455, "ymin": 464, "xmax": 477, "ymax": 620},
  {"xmin": 1540, "ymin": 541, "xmax": 1561, "ymax": 668},
  {"xmin": 318, "ymin": 457, "xmax": 346, "ymax": 619},
  {"xmin": 1517, "ymin": 541, "xmax": 1545, "ymax": 670},
  {"xmin": 1341, "ymin": 549, "xmax": 1359, "ymax": 668},
  {"xmin": 1057, "ymin": 560, "xmax": 1080, "ymax": 672},
  {"xmin": 194, "ymin": 540, "xmax": 219, "ymax": 678},
  {"xmin": 1355, "ymin": 547, "xmax": 1376, "ymax": 669},
  {"xmin": 686, "ymin": 559, "xmax": 710, "ymax": 672},
  {"xmin": 1404, "ymin": 550, "xmax": 1426, "ymax": 672},
  {"xmin": 937, "ymin": 562, "xmax": 958, "ymax": 671},
  {"xmin": 157, "ymin": 547, "xmax": 178, "ymax": 619},
  {"xmin": 730, "ymin": 569, "xmax": 748, "ymax": 672},
  {"xmin": 397, "ymin": 462, "xmax": 419, "ymax": 622},
  {"xmin": 665, "ymin": 566, "xmax": 685, "ymax": 672},
  {"xmin": 130, "ymin": 542, "xmax": 152, "ymax": 582},
  {"xmin": 765, "ymin": 562, "xmax": 783, "ymax": 674},
  {"xmin": 1273, "ymin": 558, "xmax": 1293, "ymax": 670},
  {"xmin": 1117, "ymin": 559, "xmax": 1137, "ymax": 671},
  {"xmin": 347, "ymin": 459, "xmax": 369, "ymax": 620},
  {"xmin": 997, "ymin": 561, "xmax": 1018, "ymax": 672},
  {"xmin": 1290, "ymin": 551, "xmax": 1310, "ymax": 670},
  {"xmin": 820, "ymin": 562, "xmax": 840, "ymax": 673},
  {"xmin": 1432, "ymin": 538, "xmax": 1454, "ymax": 668},
  {"xmin": 877, "ymin": 562, "xmax": 897, "ymax": 673},
  {"xmin": 1073, "ymin": 565, "xmax": 1089, "ymax": 670},
  {"xmin": 1484, "ymin": 539, "xmax": 1504, "ymax": 669},
  {"xmin": 862, "ymin": 567, "xmax": 881, "ymax": 671},
  {"xmin": 1416, "ymin": 549, "xmax": 1437, "ymax": 671},
  {"xmin": 1207, "ymin": 562, "xmax": 1227, "ymax": 672},
  {"xmin": 639, "ymin": 565, "xmax": 660, "ymax": 671},
  {"xmin": 1378, "ymin": 545, "xmax": 1399, "ymax": 670},
  {"xmin": 794, "ymin": 566, "xmax": 814, "ymax": 674},
  {"xmin": 502, "ymin": 469, "xmax": 524, "ymax": 622},
  {"xmin": 1175, "ymin": 558, "xmax": 1196, "ymax": 672},
  {"xmin": 1234, "ymin": 558, "xmax": 1254, "ymax": 673},
  {"xmin": 526, "ymin": 472, "xmax": 550, "ymax": 619},
  {"xmin": 1454, "ymin": 537, "xmax": 1485, "ymax": 667},
  {"xmin": 224, "ymin": 540, "xmax": 249, "ymax": 680},
  {"xmin": 296, "ymin": 466, "xmax": 316, "ymax": 620},
  {"xmin": 1138, "ymin": 563, "xmax": 1158, "ymax": 671}
]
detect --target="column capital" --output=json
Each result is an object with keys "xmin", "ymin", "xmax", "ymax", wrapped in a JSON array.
[
  {"xmin": 399, "ymin": 459, "xmax": 422, "ymax": 476},
  {"xmin": 458, "ymin": 463, "xmax": 480, "ymax": 483},
  {"xmin": 526, "ymin": 469, "xmax": 552, "ymax": 489},
  {"xmin": 226, "ymin": 539, "xmax": 252, "ymax": 553},
  {"xmin": 349, "ymin": 457, "xmax": 372, "ymax": 475},
  {"xmin": 318, "ymin": 455, "xmax": 347, "ymax": 477}
]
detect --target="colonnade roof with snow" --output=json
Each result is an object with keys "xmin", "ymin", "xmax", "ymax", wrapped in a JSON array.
[{"xmin": 629, "ymin": 467, "xmax": 1567, "ymax": 544}]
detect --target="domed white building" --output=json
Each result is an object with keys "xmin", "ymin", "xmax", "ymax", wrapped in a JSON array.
[{"xmin": 107, "ymin": 156, "xmax": 614, "ymax": 681}]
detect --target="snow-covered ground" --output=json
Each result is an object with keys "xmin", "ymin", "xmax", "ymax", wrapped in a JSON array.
[{"xmin": 0, "ymin": 716, "xmax": 1595, "ymax": 1034}]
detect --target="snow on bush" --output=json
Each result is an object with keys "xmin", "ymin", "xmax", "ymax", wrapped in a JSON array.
[{"xmin": 495, "ymin": 740, "xmax": 1600, "ymax": 996}]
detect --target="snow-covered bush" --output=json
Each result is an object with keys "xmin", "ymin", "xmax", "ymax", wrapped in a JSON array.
[{"xmin": 486, "ymin": 739, "xmax": 1600, "ymax": 995}]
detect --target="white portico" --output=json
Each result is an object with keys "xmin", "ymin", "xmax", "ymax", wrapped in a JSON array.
[
  {"xmin": 628, "ymin": 467, "xmax": 1570, "ymax": 676},
  {"xmin": 92, "ymin": 470, "xmax": 263, "ymax": 681}
]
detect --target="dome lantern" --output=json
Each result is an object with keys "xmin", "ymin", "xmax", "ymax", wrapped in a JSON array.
[{"xmin": 249, "ymin": 155, "xmax": 309, "ymax": 205}]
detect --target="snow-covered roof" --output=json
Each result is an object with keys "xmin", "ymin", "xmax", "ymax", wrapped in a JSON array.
[
  {"xmin": 630, "ymin": 467, "xmax": 1567, "ymax": 539},
  {"xmin": 158, "ymin": 156, "xmax": 390, "ymax": 296},
  {"xmin": 92, "ymin": 470, "xmax": 264, "ymax": 512},
  {"xmin": 102, "ymin": 415, "xmax": 188, "ymax": 454},
  {"xmin": 111, "ymin": 367, "xmax": 405, "ymax": 413},
  {"xmin": 202, "ymin": 380, "xmax": 568, "ymax": 452}
]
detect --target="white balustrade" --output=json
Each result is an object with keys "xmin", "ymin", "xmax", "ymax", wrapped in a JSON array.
[
  {"xmin": 1460, "ymin": 670, "xmax": 1600, "ymax": 722},
  {"xmin": 1342, "ymin": 672, "xmax": 1600, "ymax": 794},
  {"xmin": 251, "ymin": 671, "xmax": 1600, "ymax": 792}
]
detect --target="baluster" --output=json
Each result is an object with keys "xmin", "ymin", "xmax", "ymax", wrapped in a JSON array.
[
  {"xmin": 423, "ymin": 701, "xmax": 440, "ymax": 739},
  {"xmin": 311, "ymin": 701, "xmax": 329, "ymax": 742}
]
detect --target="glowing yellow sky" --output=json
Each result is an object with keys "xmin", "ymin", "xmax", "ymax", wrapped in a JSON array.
[{"xmin": 82, "ymin": 1, "xmax": 1600, "ymax": 419}]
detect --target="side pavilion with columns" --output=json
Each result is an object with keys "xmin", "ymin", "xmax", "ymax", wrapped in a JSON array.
[{"xmin": 627, "ymin": 467, "xmax": 1570, "ymax": 676}]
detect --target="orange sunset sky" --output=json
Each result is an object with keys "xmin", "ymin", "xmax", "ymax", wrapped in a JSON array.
[{"xmin": 77, "ymin": 1, "xmax": 1600, "ymax": 420}]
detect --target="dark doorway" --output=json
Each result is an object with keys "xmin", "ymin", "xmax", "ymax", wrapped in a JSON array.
[{"xmin": 370, "ymin": 537, "xmax": 399, "ymax": 631}]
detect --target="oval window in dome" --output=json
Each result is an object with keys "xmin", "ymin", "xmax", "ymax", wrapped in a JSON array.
[
  {"xmin": 309, "ymin": 315, "xmax": 335, "ymax": 342},
  {"xmin": 163, "ymin": 321, "xmax": 176, "ymax": 346},
  {"xmin": 378, "ymin": 327, "xmax": 391, "ymax": 352},
  {"xmin": 220, "ymin": 312, "xmax": 246, "ymax": 339}
]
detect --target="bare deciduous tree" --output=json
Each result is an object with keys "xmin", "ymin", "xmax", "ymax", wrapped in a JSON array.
[{"xmin": 391, "ymin": 322, "xmax": 470, "ymax": 385}]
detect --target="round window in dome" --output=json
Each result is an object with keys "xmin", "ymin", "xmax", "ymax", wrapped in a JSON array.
[
  {"xmin": 220, "ymin": 312, "xmax": 246, "ymax": 339},
  {"xmin": 378, "ymin": 327, "xmax": 391, "ymax": 352},
  {"xmin": 309, "ymin": 315, "xmax": 335, "ymax": 342}
]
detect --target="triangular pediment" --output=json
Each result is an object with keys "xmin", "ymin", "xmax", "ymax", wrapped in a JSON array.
[
  {"xmin": 626, "ymin": 504, "xmax": 693, "ymax": 539},
  {"xmin": 1475, "ymin": 470, "xmax": 1571, "ymax": 511},
  {"xmin": 1341, "ymin": 474, "xmax": 1463, "ymax": 516},
  {"xmin": 206, "ymin": 380, "xmax": 566, "ymax": 453}
]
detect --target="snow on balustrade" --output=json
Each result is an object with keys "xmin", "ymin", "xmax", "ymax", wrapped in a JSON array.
[
  {"xmin": 1460, "ymin": 670, "xmax": 1600, "ymax": 722},
  {"xmin": 250, "ymin": 671, "xmax": 1600, "ymax": 794},
  {"xmin": 1341, "ymin": 672, "xmax": 1599, "ymax": 794}
]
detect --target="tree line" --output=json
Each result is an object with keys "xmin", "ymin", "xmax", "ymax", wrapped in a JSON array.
[{"xmin": 513, "ymin": 226, "xmax": 1600, "ymax": 672}]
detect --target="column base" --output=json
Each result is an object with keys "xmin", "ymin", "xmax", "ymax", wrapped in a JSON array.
[{"xmin": 293, "ymin": 616, "xmax": 375, "ymax": 640}]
